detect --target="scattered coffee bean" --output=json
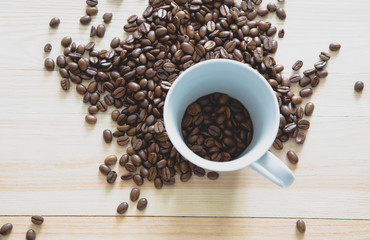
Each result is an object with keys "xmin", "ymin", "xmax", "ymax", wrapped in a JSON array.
[
  {"xmin": 319, "ymin": 52, "xmax": 331, "ymax": 61},
  {"xmin": 303, "ymin": 68, "xmax": 316, "ymax": 76},
  {"xmin": 61, "ymin": 36, "xmax": 72, "ymax": 47},
  {"xmin": 88, "ymin": 105, "xmax": 99, "ymax": 115},
  {"xmin": 90, "ymin": 26, "xmax": 96, "ymax": 37},
  {"xmin": 80, "ymin": 15, "xmax": 92, "ymax": 25},
  {"xmin": 60, "ymin": 78, "xmax": 70, "ymax": 90},
  {"xmin": 44, "ymin": 58, "xmax": 55, "ymax": 71},
  {"xmin": 278, "ymin": 29, "xmax": 285, "ymax": 38},
  {"xmin": 103, "ymin": 129, "xmax": 113, "ymax": 143},
  {"xmin": 86, "ymin": 6, "xmax": 98, "ymax": 16},
  {"xmin": 26, "ymin": 229, "xmax": 36, "ymax": 240},
  {"xmin": 117, "ymin": 202, "xmax": 128, "ymax": 214},
  {"xmin": 354, "ymin": 81, "xmax": 364, "ymax": 92},
  {"xmin": 137, "ymin": 198, "xmax": 148, "ymax": 210},
  {"xmin": 119, "ymin": 154, "xmax": 129, "ymax": 167},
  {"xmin": 86, "ymin": 0, "xmax": 98, "ymax": 7},
  {"xmin": 316, "ymin": 70, "xmax": 328, "ymax": 78},
  {"xmin": 107, "ymin": 171, "xmax": 117, "ymax": 184},
  {"xmin": 130, "ymin": 188, "xmax": 140, "ymax": 202},
  {"xmin": 329, "ymin": 42, "xmax": 341, "ymax": 51},
  {"xmin": 96, "ymin": 24, "xmax": 106, "ymax": 37},
  {"xmin": 296, "ymin": 219, "xmax": 306, "ymax": 233},
  {"xmin": 207, "ymin": 171, "xmax": 219, "ymax": 180},
  {"xmin": 267, "ymin": 3, "xmax": 277, "ymax": 12},
  {"xmin": 292, "ymin": 60, "xmax": 303, "ymax": 71},
  {"xmin": 31, "ymin": 215, "xmax": 44, "ymax": 225},
  {"xmin": 44, "ymin": 43, "xmax": 52, "ymax": 53},
  {"xmin": 287, "ymin": 151, "xmax": 299, "ymax": 164},
  {"xmin": 103, "ymin": 13, "xmax": 113, "ymax": 23},
  {"xmin": 117, "ymin": 136, "xmax": 130, "ymax": 146},
  {"xmin": 295, "ymin": 131, "xmax": 306, "ymax": 144},
  {"xmin": 298, "ymin": 119, "xmax": 310, "ymax": 130},
  {"xmin": 304, "ymin": 102, "xmax": 315, "ymax": 116},
  {"xmin": 276, "ymin": 8, "xmax": 287, "ymax": 20},
  {"xmin": 99, "ymin": 164, "xmax": 111, "ymax": 175},
  {"xmin": 85, "ymin": 114, "xmax": 97, "ymax": 124},
  {"xmin": 104, "ymin": 155, "xmax": 117, "ymax": 166},
  {"xmin": 0, "ymin": 223, "xmax": 13, "ymax": 235},
  {"xmin": 299, "ymin": 88, "xmax": 313, "ymax": 98},
  {"xmin": 49, "ymin": 17, "xmax": 60, "ymax": 28}
]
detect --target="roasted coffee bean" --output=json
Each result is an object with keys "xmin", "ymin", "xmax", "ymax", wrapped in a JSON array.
[
  {"xmin": 354, "ymin": 81, "xmax": 364, "ymax": 92},
  {"xmin": 193, "ymin": 167, "xmax": 206, "ymax": 177},
  {"xmin": 295, "ymin": 131, "xmax": 306, "ymax": 144},
  {"xmin": 133, "ymin": 174, "xmax": 143, "ymax": 186},
  {"xmin": 111, "ymin": 110, "xmax": 120, "ymax": 121},
  {"xmin": 311, "ymin": 76, "xmax": 320, "ymax": 87},
  {"xmin": 278, "ymin": 29, "xmax": 285, "ymax": 38},
  {"xmin": 273, "ymin": 138, "xmax": 283, "ymax": 150},
  {"xmin": 90, "ymin": 26, "xmax": 96, "ymax": 37},
  {"xmin": 314, "ymin": 60, "xmax": 327, "ymax": 70},
  {"xmin": 319, "ymin": 51, "xmax": 331, "ymax": 61},
  {"xmin": 296, "ymin": 219, "xmax": 306, "ymax": 233},
  {"xmin": 80, "ymin": 15, "xmax": 91, "ymax": 25},
  {"xmin": 137, "ymin": 198, "xmax": 148, "ymax": 210},
  {"xmin": 86, "ymin": 6, "xmax": 98, "ymax": 16},
  {"xmin": 103, "ymin": 13, "xmax": 113, "ymax": 23},
  {"xmin": 117, "ymin": 136, "xmax": 130, "ymax": 146},
  {"xmin": 299, "ymin": 76, "xmax": 311, "ymax": 87},
  {"xmin": 291, "ymin": 96, "xmax": 302, "ymax": 105},
  {"xmin": 130, "ymin": 187, "xmax": 140, "ymax": 202},
  {"xmin": 317, "ymin": 70, "xmax": 328, "ymax": 78},
  {"xmin": 104, "ymin": 155, "xmax": 117, "ymax": 165},
  {"xmin": 119, "ymin": 154, "xmax": 129, "ymax": 167},
  {"xmin": 88, "ymin": 105, "xmax": 99, "ymax": 115},
  {"xmin": 292, "ymin": 60, "xmax": 303, "ymax": 71},
  {"xmin": 125, "ymin": 162, "xmax": 137, "ymax": 172},
  {"xmin": 289, "ymin": 74, "xmax": 301, "ymax": 83},
  {"xmin": 99, "ymin": 164, "xmax": 111, "ymax": 175},
  {"xmin": 267, "ymin": 3, "xmax": 277, "ymax": 12},
  {"xmin": 60, "ymin": 78, "xmax": 70, "ymax": 90},
  {"xmin": 56, "ymin": 55, "xmax": 66, "ymax": 68},
  {"xmin": 0, "ymin": 223, "xmax": 13, "ymax": 235},
  {"xmin": 117, "ymin": 202, "xmax": 128, "ymax": 214},
  {"xmin": 96, "ymin": 24, "xmax": 106, "ymax": 37},
  {"xmin": 49, "ymin": 17, "xmax": 60, "ymax": 28},
  {"xmin": 121, "ymin": 173, "xmax": 133, "ymax": 180},
  {"xmin": 44, "ymin": 58, "xmax": 55, "ymax": 71},
  {"xmin": 26, "ymin": 229, "xmax": 36, "ymax": 240},
  {"xmin": 287, "ymin": 151, "xmax": 299, "ymax": 164},
  {"xmin": 86, "ymin": 0, "xmax": 98, "ymax": 7},
  {"xmin": 207, "ymin": 171, "xmax": 219, "ymax": 180},
  {"xmin": 297, "ymin": 107, "xmax": 304, "ymax": 119},
  {"xmin": 85, "ymin": 114, "xmax": 97, "ymax": 124},
  {"xmin": 154, "ymin": 178, "xmax": 163, "ymax": 189},
  {"xmin": 303, "ymin": 68, "xmax": 316, "ymax": 76},
  {"xmin": 299, "ymin": 88, "xmax": 313, "ymax": 97},
  {"xmin": 31, "ymin": 215, "xmax": 44, "ymax": 225},
  {"xmin": 61, "ymin": 36, "xmax": 72, "ymax": 47},
  {"xmin": 329, "ymin": 42, "xmax": 341, "ymax": 51},
  {"xmin": 276, "ymin": 8, "xmax": 287, "ymax": 20},
  {"xmin": 103, "ymin": 129, "xmax": 112, "ymax": 143},
  {"xmin": 304, "ymin": 102, "xmax": 315, "ymax": 116},
  {"xmin": 44, "ymin": 43, "xmax": 52, "ymax": 53},
  {"xmin": 107, "ymin": 171, "xmax": 117, "ymax": 184},
  {"xmin": 298, "ymin": 119, "xmax": 310, "ymax": 130}
]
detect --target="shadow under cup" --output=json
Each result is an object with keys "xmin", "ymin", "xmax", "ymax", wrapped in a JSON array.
[{"xmin": 164, "ymin": 59, "xmax": 280, "ymax": 172}]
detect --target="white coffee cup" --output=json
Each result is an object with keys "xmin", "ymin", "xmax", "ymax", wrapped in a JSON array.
[{"xmin": 163, "ymin": 59, "xmax": 294, "ymax": 188}]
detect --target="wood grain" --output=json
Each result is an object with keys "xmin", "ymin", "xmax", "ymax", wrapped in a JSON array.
[
  {"xmin": 0, "ymin": 217, "xmax": 369, "ymax": 240},
  {"xmin": 0, "ymin": 0, "xmax": 370, "ymax": 238}
]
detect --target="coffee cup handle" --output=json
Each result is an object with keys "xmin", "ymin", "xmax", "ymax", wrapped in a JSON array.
[{"xmin": 249, "ymin": 151, "xmax": 295, "ymax": 188}]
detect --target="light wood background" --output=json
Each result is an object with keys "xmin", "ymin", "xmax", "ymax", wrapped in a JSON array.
[{"xmin": 0, "ymin": 0, "xmax": 369, "ymax": 239}]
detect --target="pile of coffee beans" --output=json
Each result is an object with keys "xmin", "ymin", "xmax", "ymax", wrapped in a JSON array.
[{"xmin": 182, "ymin": 92, "xmax": 253, "ymax": 161}]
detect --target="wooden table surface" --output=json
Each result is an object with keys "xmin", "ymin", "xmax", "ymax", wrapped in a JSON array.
[{"xmin": 0, "ymin": 0, "xmax": 369, "ymax": 239}]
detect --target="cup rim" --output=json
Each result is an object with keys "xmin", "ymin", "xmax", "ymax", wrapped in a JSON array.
[{"xmin": 164, "ymin": 59, "xmax": 280, "ymax": 172}]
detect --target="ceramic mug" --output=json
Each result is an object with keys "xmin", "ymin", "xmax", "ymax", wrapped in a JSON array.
[{"xmin": 163, "ymin": 59, "xmax": 294, "ymax": 188}]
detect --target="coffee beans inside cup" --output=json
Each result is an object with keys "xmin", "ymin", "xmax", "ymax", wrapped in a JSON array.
[{"xmin": 182, "ymin": 93, "xmax": 253, "ymax": 161}]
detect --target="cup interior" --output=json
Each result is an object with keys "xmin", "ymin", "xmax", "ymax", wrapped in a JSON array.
[{"xmin": 164, "ymin": 59, "xmax": 280, "ymax": 172}]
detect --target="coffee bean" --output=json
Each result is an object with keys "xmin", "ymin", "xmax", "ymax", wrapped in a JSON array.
[
  {"xmin": 130, "ymin": 187, "xmax": 140, "ymax": 202},
  {"xmin": 117, "ymin": 202, "xmax": 128, "ymax": 214},
  {"xmin": 311, "ymin": 76, "xmax": 320, "ymax": 87},
  {"xmin": 111, "ymin": 110, "xmax": 120, "ymax": 121},
  {"xmin": 49, "ymin": 17, "xmax": 60, "ymax": 28},
  {"xmin": 303, "ymin": 68, "xmax": 316, "ymax": 76},
  {"xmin": 276, "ymin": 8, "xmax": 287, "ymax": 20},
  {"xmin": 0, "ymin": 223, "xmax": 13, "ymax": 235},
  {"xmin": 292, "ymin": 60, "xmax": 303, "ymax": 71},
  {"xmin": 61, "ymin": 36, "xmax": 72, "ymax": 47},
  {"xmin": 329, "ymin": 42, "xmax": 341, "ymax": 51},
  {"xmin": 80, "ymin": 15, "xmax": 91, "ymax": 25},
  {"xmin": 133, "ymin": 174, "xmax": 143, "ymax": 186},
  {"xmin": 88, "ymin": 105, "xmax": 99, "ymax": 115},
  {"xmin": 298, "ymin": 119, "xmax": 310, "ymax": 130},
  {"xmin": 125, "ymin": 162, "xmax": 137, "ymax": 172},
  {"xmin": 99, "ymin": 164, "xmax": 111, "ymax": 175},
  {"xmin": 86, "ymin": 6, "xmax": 98, "ymax": 16},
  {"xmin": 90, "ymin": 26, "xmax": 96, "ymax": 37},
  {"xmin": 85, "ymin": 114, "xmax": 97, "ymax": 124},
  {"xmin": 137, "ymin": 198, "xmax": 148, "ymax": 210},
  {"xmin": 273, "ymin": 138, "xmax": 283, "ymax": 150},
  {"xmin": 107, "ymin": 171, "xmax": 117, "ymax": 184},
  {"xmin": 287, "ymin": 151, "xmax": 299, "ymax": 164},
  {"xmin": 314, "ymin": 60, "xmax": 327, "ymax": 70},
  {"xmin": 117, "ymin": 136, "xmax": 130, "ymax": 146},
  {"xmin": 354, "ymin": 81, "xmax": 364, "ymax": 92},
  {"xmin": 60, "ymin": 78, "xmax": 70, "ymax": 90},
  {"xmin": 103, "ymin": 129, "xmax": 113, "ymax": 143},
  {"xmin": 207, "ymin": 171, "xmax": 219, "ymax": 180},
  {"xmin": 296, "ymin": 219, "xmax": 306, "ymax": 233},
  {"xmin": 304, "ymin": 102, "xmax": 315, "ymax": 116},
  {"xmin": 299, "ymin": 76, "xmax": 311, "ymax": 87},
  {"xmin": 121, "ymin": 173, "xmax": 133, "ymax": 180},
  {"xmin": 295, "ymin": 131, "xmax": 306, "ymax": 144},
  {"xmin": 26, "ymin": 229, "xmax": 36, "ymax": 240},
  {"xmin": 44, "ymin": 58, "xmax": 55, "ymax": 71},
  {"xmin": 257, "ymin": 7, "xmax": 269, "ymax": 16},
  {"xmin": 319, "ymin": 51, "xmax": 331, "ymax": 61},
  {"xmin": 44, "ymin": 43, "xmax": 52, "ymax": 53},
  {"xmin": 31, "ymin": 215, "xmax": 44, "ymax": 225},
  {"xmin": 86, "ymin": 0, "xmax": 98, "ymax": 7},
  {"xmin": 154, "ymin": 178, "xmax": 163, "ymax": 189},
  {"xmin": 297, "ymin": 107, "xmax": 304, "ymax": 119},
  {"xmin": 291, "ymin": 96, "xmax": 302, "ymax": 105},
  {"xmin": 299, "ymin": 88, "xmax": 313, "ymax": 98},
  {"xmin": 289, "ymin": 74, "xmax": 301, "ymax": 83},
  {"xmin": 316, "ymin": 70, "xmax": 328, "ymax": 78},
  {"xmin": 104, "ymin": 155, "xmax": 117, "ymax": 166},
  {"xmin": 103, "ymin": 13, "xmax": 113, "ymax": 24},
  {"xmin": 278, "ymin": 29, "xmax": 285, "ymax": 38},
  {"xmin": 96, "ymin": 24, "xmax": 106, "ymax": 38},
  {"xmin": 267, "ymin": 3, "xmax": 277, "ymax": 12}
]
